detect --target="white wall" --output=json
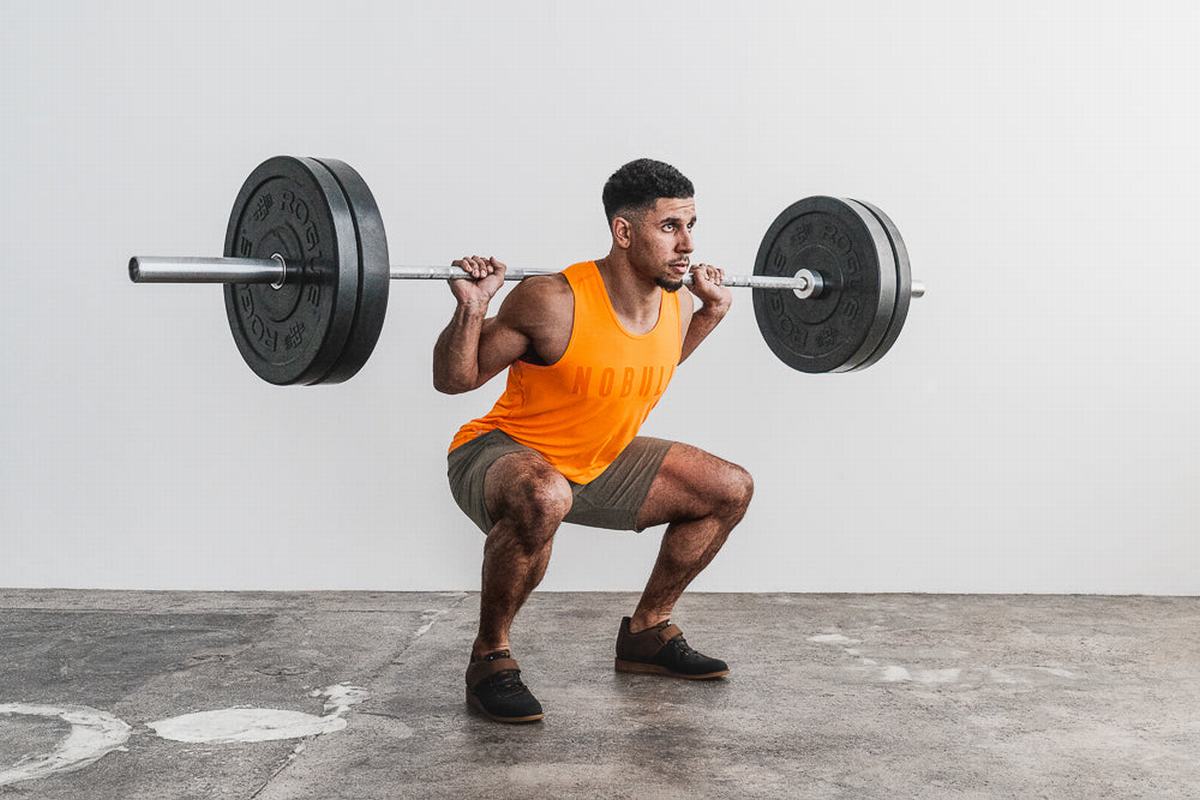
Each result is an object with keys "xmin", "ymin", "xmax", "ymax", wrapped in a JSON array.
[{"xmin": 2, "ymin": 1, "xmax": 1197, "ymax": 593}]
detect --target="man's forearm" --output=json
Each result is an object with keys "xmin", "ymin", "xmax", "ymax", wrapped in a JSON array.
[
  {"xmin": 679, "ymin": 302, "xmax": 730, "ymax": 364},
  {"xmin": 433, "ymin": 300, "xmax": 489, "ymax": 393}
]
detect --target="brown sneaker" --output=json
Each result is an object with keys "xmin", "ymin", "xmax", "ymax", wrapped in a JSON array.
[
  {"xmin": 614, "ymin": 617, "xmax": 729, "ymax": 680},
  {"xmin": 465, "ymin": 650, "xmax": 544, "ymax": 723}
]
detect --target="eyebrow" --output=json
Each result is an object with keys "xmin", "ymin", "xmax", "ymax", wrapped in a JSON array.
[{"xmin": 659, "ymin": 215, "xmax": 698, "ymax": 226}]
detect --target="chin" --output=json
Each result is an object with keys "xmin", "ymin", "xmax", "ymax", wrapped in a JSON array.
[{"xmin": 655, "ymin": 277, "xmax": 684, "ymax": 293}]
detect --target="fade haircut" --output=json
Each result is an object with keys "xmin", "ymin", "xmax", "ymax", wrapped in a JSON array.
[{"xmin": 602, "ymin": 158, "xmax": 694, "ymax": 225}]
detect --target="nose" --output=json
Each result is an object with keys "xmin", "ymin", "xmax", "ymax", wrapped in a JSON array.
[{"xmin": 677, "ymin": 228, "xmax": 693, "ymax": 253}]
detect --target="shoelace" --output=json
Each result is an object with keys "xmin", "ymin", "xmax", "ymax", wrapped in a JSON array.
[
  {"xmin": 489, "ymin": 670, "xmax": 527, "ymax": 697},
  {"xmin": 670, "ymin": 635, "xmax": 699, "ymax": 658},
  {"xmin": 474, "ymin": 651, "xmax": 529, "ymax": 697}
]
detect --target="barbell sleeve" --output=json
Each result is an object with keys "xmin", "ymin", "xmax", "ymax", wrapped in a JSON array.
[{"xmin": 129, "ymin": 256, "xmax": 287, "ymax": 286}]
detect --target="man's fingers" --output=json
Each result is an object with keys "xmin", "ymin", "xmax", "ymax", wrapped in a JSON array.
[
  {"xmin": 453, "ymin": 256, "xmax": 506, "ymax": 283},
  {"xmin": 691, "ymin": 264, "xmax": 721, "ymax": 286},
  {"xmin": 455, "ymin": 256, "xmax": 483, "ymax": 280}
]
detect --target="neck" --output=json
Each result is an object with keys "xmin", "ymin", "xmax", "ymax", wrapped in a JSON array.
[{"xmin": 595, "ymin": 252, "xmax": 661, "ymax": 318}]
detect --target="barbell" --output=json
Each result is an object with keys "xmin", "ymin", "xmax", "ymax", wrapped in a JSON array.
[{"xmin": 128, "ymin": 156, "xmax": 924, "ymax": 384}]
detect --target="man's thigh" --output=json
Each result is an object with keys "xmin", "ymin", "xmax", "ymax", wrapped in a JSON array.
[
  {"xmin": 447, "ymin": 430, "xmax": 537, "ymax": 534},
  {"xmin": 565, "ymin": 437, "xmax": 675, "ymax": 532},
  {"xmin": 632, "ymin": 442, "xmax": 753, "ymax": 530}
]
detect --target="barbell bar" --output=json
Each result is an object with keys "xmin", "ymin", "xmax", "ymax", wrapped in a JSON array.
[
  {"xmin": 129, "ymin": 255, "xmax": 927, "ymax": 298},
  {"xmin": 127, "ymin": 155, "xmax": 924, "ymax": 384}
]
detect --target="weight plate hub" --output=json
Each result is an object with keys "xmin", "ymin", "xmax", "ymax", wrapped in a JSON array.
[
  {"xmin": 752, "ymin": 196, "xmax": 897, "ymax": 373},
  {"xmin": 223, "ymin": 156, "xmax": 360, "ymax": 385}
]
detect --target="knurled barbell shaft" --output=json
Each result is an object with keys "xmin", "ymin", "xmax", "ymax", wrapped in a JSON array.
[
  {"xmin": 129, "ymin": 255, "xmax": 926, "ymax": 297},
  {"xmin": 389, "ymin": 265, "xmax": 814, "ymax": 291}
]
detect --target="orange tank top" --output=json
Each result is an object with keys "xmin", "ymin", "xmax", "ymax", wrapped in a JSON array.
[{"xmin": 449, "ymin": 260, "xmax": 682, "ymax": 484}]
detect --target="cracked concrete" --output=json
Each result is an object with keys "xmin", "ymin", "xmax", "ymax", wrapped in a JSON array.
[{"xmin": 0, "ymin": 592, "xmax": 1196, "ymax": 799}]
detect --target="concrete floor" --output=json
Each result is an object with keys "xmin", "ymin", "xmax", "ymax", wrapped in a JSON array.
[{"xmin": 0, "ymin": 591, "xmax": 1196, "ymax": 799}]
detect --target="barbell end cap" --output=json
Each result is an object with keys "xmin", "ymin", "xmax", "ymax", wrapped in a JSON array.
[
  {"xmin": 128, "ymin": 257, "xmax": 142, "ymax": 283},
  {"xmin": 911, "ymin": 280, "xmax": 926, "ymax": 298}
]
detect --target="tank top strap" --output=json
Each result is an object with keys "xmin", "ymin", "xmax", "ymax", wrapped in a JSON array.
[
  {"xmin": 564, "ymin": 261, "xmax": 674, "ymax": 340},
  {"xmin": 562, "ymin": 260, "xmax": 603, "ymax": 308}
]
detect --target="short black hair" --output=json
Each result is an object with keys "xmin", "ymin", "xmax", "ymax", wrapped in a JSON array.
[{"xmin": 602, "ymin": 158, "xmax": 694, "ymax": 224}]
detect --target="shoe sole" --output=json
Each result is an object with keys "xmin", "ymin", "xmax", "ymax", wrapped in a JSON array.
[
  {"xmin": 614, "ymin": 659, "xmax": 730, "ymax": 680},
  {"xmin": 466, "ymin": 689, "xmax": 545, "ymax": 724}
]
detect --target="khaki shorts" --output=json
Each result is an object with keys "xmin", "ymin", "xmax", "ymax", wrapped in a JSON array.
[{"xmin": 447, "ymin": 429, "xmax": 674, "ymax": 534}]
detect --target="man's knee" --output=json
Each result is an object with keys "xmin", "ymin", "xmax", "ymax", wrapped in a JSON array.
[
  {"xmin": 497, "ymin": 471, "xmax": 573, "ymax": 544},
  {"xmin": 517, "ymin": 478, "xmax": 574, "ymax": 526},
  {"xmin": 715, "ymin": 465, "xmax": 754, "ymax": 519}
]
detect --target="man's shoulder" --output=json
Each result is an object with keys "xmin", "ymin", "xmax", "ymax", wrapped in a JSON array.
[
  {"xmin": 526, "ymin": 270, "xmax": 573, "ymax": 293},
  {"xmin": 498, "ymin": 271, "xmax": 574, "ymax": 327},
  {"xmin": 509, "ymin": 271, "xmax": 572, "ymax": 304}
]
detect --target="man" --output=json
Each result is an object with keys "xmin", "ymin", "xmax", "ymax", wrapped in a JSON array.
[{"xmin": 433, "ymin": 159, "xmax": 754, "ymax": 724}]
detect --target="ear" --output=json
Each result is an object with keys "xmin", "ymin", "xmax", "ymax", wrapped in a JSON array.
[{"xmin": 612, "ymin": 215, "xmax": 634, "ymax": 249}]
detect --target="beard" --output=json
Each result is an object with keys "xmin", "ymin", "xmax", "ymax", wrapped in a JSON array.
[{"xmin": 655, "ymin": 276, "xmax": 684, "ymax": 293}]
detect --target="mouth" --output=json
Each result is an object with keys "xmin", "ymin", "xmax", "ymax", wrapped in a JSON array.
[{"xmin": 669, "ymin": 262, "xmax": 689, "ymax": 275}]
